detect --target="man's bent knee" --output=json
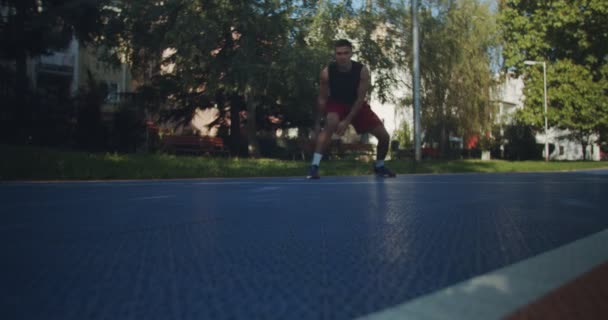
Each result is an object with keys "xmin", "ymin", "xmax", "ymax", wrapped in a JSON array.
[{"xmin": 371, "ymin": 126, "xmax": 390, "ymax": 142}]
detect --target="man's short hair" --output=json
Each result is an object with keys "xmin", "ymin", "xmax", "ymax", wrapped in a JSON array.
[{"xmin": 334, "ymin": 39, "xmax": 353, "ymax": 50}]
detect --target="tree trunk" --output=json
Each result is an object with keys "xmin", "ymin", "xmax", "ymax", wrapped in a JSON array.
[
  {"xmin": 440, "ymin": 120, "xmax": 447, "ymax": 158},
  {"xmin": 244, "ymin": 88, "xmax": 260, "ymax": 158},
  {"xmin": 581, "ymin": 142, "xmax": 588, "ymax": 160},
  {"xmin": 229, "ymin": 94, "xmax": 242, "ymax": 156}
]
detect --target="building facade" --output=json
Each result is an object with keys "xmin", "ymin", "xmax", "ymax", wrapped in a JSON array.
[{"xmin": 494, "ymin": 73, "xmax": 601, "ymax": 161}]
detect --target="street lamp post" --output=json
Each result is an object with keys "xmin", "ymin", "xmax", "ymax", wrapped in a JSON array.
[
  {"xmin": 524, "ymin": 60, "xmax": 549, "ymax": 162},
  {"xmin": 412, "ymin": 0, "xmax": 421, "ymax": 162}
]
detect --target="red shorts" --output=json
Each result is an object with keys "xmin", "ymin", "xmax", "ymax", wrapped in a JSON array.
[{"xmin": 326, "ymin": 99, "xmax": 383, "ymax": 134}]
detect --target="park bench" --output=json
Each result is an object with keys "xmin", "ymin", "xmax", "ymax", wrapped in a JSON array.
[
  {"xmin": 296, "ymin": 139, "xmax": 375, "ymax": 160},
  {"xmin": 393, "ymin": 147, "xmax": 443, "ymax": 160},
  {"xmin": 332, "ymin": 141, "xmax": 375, "ymax": 159},
  {"xmin": 394, "ymin": 148, "xmax": 414, "ymax": 159}
]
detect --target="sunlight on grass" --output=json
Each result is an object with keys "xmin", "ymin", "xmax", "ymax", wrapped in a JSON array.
[
  {"xmin": 1, "ymin": 145, "xmax": 607, "ymax": 180},
  {"xmin": 104, "ymin": 152, "xmax": 127, "ymax": 162}
]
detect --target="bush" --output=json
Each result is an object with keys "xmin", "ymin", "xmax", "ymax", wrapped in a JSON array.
[
  {"xmin": 30, "ymin": 91, "xmax": 75, "ymax": 147},
  {"xmin": 503, "ymin": 123, "xmax": 543, "ymax": 160},
  {"xmin": 109, "ymin": 105, "xmax": 146, "ymax": 153},
  {"xmin": 73, "ymin": 72, "xmax": 108, "ymax": 151},
  {"xmin": 478, "ymin": 135, "xmax": 497, "ymax": 151},
  {"xmin": 393, "ymin": 121, "xmax": 412, "ymax": 149}
]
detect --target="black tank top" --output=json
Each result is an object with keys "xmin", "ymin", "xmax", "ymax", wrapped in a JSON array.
[{"xmin": 328, "ymin": 61, "xmax": 363, "ymax": 106}]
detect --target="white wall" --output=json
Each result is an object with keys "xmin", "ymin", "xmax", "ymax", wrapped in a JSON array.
[
  {"xmin": 494, "ymin": 73, "xmax": 601, "ymax": 161},
  {"xmin": 538, "ymin": 129, "xmax": 601, "ymax": 161}
]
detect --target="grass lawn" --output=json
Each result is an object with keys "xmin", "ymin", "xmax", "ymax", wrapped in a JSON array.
[{"xmin": 2, "ymin": 145, "xmax": 607, "ymax": 181}]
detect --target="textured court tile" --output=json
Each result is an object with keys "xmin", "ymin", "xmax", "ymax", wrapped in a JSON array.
[{"xmin": 1, "ymin": 172, "xmax": 607, "ymax": 319}]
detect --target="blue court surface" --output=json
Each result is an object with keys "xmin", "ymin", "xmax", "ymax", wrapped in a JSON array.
[{"xmin": 1, "ymin": 170, "xmax": 608, "ymax": 320}]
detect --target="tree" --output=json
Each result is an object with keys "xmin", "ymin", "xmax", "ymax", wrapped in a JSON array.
[
  {"xmin": 74, "ymin": 71, "xmax": 107, "ymax": 151},
  {"xmin": 393, "ymin": 120, "xmax": 412, "ymax": 149},
  {"xmin": 306, "ymin": 0, "xmax": 409, "ymax": 105},
  {"xmin": 545, "ymin": 61, "xmax": 606, "ymax": 159},
  {"xmin": 499, "ymin": 0, "xmax": 608, "ymax": 157},
  {"xmin": 502, "ymin": 120, "xmax": 542, "ymax": 160},
  {"xmin": 0, "ymin": 0, "xmax": 108, "ymax": 143},
  {"xmin": 100, "ymin": 0, "xmax": 328, "ymax": 157},
  {"xmin": 417, "ymin": 0, "xmax": 498, "ymax": 156}
]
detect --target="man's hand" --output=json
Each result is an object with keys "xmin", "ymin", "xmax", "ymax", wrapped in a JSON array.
[
  {"xmin": 339, "ymin": 66, "xmax": 370, "ymax": 135},
  {"xmin": 336, "ymin": 120, "xmax": 350, "ymax": 136}
]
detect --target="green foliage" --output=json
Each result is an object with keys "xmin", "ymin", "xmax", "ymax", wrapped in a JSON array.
[
  {"xmin": 393, "ymin": 120, "xmax": 412, "ymax": 149},
  {"xmin": 417, "ymin": 0, "xmax": 498, "ymax": 151},
  {"xmin": 3, "ymin": 144, "xmax": 608, "ymax": 181},
  {"xmin": 0, "ymin": 0, "xmax": 109, "ymax": 143},
  {"xmin": 499, "ymin": 0, "xmax": 607, "ymax": 72},
  {"xmin": 98, "ymin": 0, "xmax": 414, "ymax": 157},
  {"xmin": 0, "ymin": 0, "xmax": 107, "ymax": 59},
  {"xmin": 74, "ymin": 71, "xmax": 108, "ymax": 151},
  {"xmin": 346, "ymin": 1, "xmax": 409, "ymax": 104},
  {"xmin": 502, "ymin": 121, "xmax": 542, "ymax": 160},
  {"xmin": 95, "ymin": 0, "xmax": 505, "ymax": 160},
  {"xmin": 499, "ymin": 0, "xmax": 608, "ymax": 152},
  {"xmin": 477, "ymin": 135, "xmax": 496, "ymax": 151},
  {"xmin": 109, "ymin": 105, "xmax": 146, "ymax": 153},
  {"xmin": 550, "ymin": 61, "xmax": 607, "ymax": 139},
  {"xmin": 100, "ymin": 0, "xmax": 331, "ymax": 156}
]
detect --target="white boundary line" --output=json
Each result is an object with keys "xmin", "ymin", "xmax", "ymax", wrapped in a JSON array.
[{"xmin": 357, "ymin": 229, "xmax": 608, "ymax": 320}]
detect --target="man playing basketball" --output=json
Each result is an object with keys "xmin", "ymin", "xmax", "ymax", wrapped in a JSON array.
[{"xmin": 307, "ymin": 39, "xmax": 396, "ymax": 179}]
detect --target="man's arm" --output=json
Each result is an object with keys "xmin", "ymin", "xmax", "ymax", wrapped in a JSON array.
[
  {"xmin": 344, "ymin": 65, "xmax": 370, "ymax": 123},
  {"xmin": 318, "ymin": 67, "xmax": 329, "ymax": 115},
  {"xmin": 314, "ymin": 68, "xmax": 330, "ymax": 134}
]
